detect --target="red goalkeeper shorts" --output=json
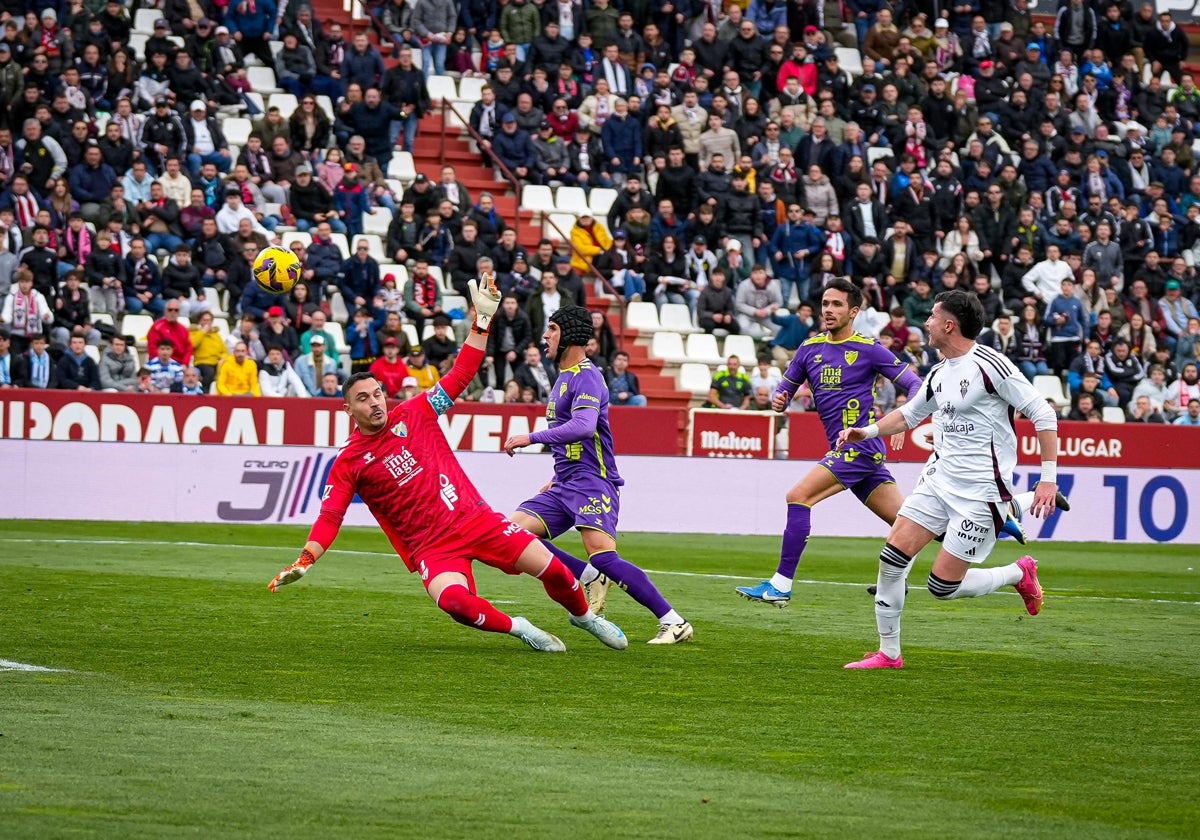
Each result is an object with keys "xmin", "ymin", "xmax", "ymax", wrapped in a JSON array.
[{"xmin": 414, "ymin": 509, "xmax": 538, "ymax": 592}]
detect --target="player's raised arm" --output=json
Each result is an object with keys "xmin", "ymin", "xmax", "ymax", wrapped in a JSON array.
[{"xmin": 421, "ymin": 274, "xmax": 501, "ymax": 413}]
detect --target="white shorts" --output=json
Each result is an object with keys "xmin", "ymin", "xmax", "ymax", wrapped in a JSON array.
[{"xmin": 897, "ymin": 475, "xmax": 1006, "ymax": 564}]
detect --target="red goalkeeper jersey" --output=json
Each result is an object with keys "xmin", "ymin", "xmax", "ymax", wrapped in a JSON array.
[{"xmin": 308, "ymin": 343, "xmax": 491, "ymax": 570}]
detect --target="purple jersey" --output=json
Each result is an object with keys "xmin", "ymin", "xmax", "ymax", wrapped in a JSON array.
[
  {"xmin": 777, "ymin": 332, "xmax": 915, "ymax": 460},
  {"xmin": 535, "ymin": 359, "xmax": 624, "ymax": 487}
]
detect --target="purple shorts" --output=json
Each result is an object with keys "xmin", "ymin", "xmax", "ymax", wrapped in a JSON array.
[
  {"xmin": 518, "ymin": 477, "xmax": 621, "ymax": 540},
  {"xmin": 818, "ymin": 446, "xmax": 896, "ymax": 503}
]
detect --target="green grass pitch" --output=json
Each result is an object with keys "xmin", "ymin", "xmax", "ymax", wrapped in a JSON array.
[{"xmin": 1, "ymin": 519, "xmax": 1198, "ymax": 839}]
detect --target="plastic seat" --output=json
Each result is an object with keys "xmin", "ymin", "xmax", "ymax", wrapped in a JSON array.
[
  {"xmin": 133, "ymin": 8, "xmax": 160, "ymax": 32},
  {"xmin": 458, "ymin": 77, "xmax": 487, "ymax": 101},
  {"xmin": 329, "ymin": 233, "xmax": 350, "ymax": 259},
  {"xmin": 267, "ymin": 93, "xmax": 298, "ymax": 118},
  {"xmin": 121, "ymin": 314, "xmax": 154, "ymax": 348},
  {"xmin": 91, "ymin": 312, "xmax": 114, "ymax": 326},
  {"xmin": 363, "ymin": 207, "xmax": 393, "ymax": 236},
  {"xmin": 379, "ymin": 264, "xmax": 409, "ymax": 289},
  {"xmin": 402, "ymin": 324, "xmax": 420, "ymax": 347},
  {"xmin": 84, "ymin": 345, "xmax": 100, "ymax": 364},
  {"xmin": 127, "ymin": 33, "xmax": 149, "ymax": 58},
  {"xmin": 555, "ymin": 186, "xmax": 589, "ymax": 215},
  {"xmin": 387, "ymin": 151, "xmax": 417, "ymax": 182},
  {"xmin": 246, "ymin": 66, "xmax": 281, "ymax": 94},
  {"xmin": 222, "ymin": 118, "xmax": 253, "ymax": 146},
  {"xmin": 651, "ymin": 331, "xmax": 688, "ymax": 363},
  {"xmin": 659, "ymin": 303, "xmax": 699, "ymax": 334},
  {"xmin": 1033, "ymin": 374, "xmax": 1068, "ymax": 407},
  {"xmin": 685, "ymin": 333, "xmax": 724, "ymax": 365},
  {"xmin": 212, "ymin": 318, "xmax": 231, "ymax": 338},
  {"xmin": 543, "ymin": 213, "xmax": 578, "ymax": 242},
  {"xmin": 426, "ymin": 75, "xmax": 457, "ymax": 104},
  {"xmin": 722, "ymin": 334, "xmax": 759, "ymax": 364},
  {"xmin": 678, "ymin": 363, "xmax": 713, "ymax": 394},
  {"xmin": 315, "ymin": 95, "xmax": 335, "ymax": 122},
  {"xmin": 625, "ymin": 301, "xmax": 661, "ymax": 333},
  {"xmin": 836, "ymin": 47, "xmax": 864, "ymax": 76},
  {"xmin": 280, "ymin": 231, "xmax": 312, "ymax": 250},
  {"xmin": 325, "ymin": 322, "xmax": 350, "ymax": 356},
  {"xmin": 589, "ymin": 188, "xmax": 619, "ymax": 218},
  {"xmin": 520, "ymin": 185, "xmax": 556, "ymax": 214},
  {"xmin": 1102, "ymin": 406, "xmax": 1126, "ymax": 423},
  {"xmin": 328, "ymin": 291, "xmax": 349, "ymax": 323},
  {"xmin": 867, "ymin": 146, "xmax": 894, "ymax": 166},
  {"xmin": 428, "ymin": 265, "xmax": 449, "ymax": 292},
  {"xmin": 355, "ymin": 234, "xmax": 386, "ymax": 263}
]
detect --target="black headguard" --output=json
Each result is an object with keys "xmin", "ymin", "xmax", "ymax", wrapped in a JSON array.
[{"xmin": 548, "ymin": 305, "xmax": 593, "ymax": 362}]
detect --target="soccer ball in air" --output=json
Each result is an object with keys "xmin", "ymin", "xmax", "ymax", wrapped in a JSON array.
[{"xmin": 254, "ymin": 245, "xmax": 302, "ymax": 295}]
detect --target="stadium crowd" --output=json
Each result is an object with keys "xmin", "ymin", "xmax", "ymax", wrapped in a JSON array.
[{"xmin": 0, "ymin": 0, "xmax": 1199, "ymax": 425}]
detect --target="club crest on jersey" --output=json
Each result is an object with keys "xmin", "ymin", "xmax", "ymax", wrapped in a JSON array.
[
  {"xmin": 391, "ymin": 421, "xmax": 408, "ymax": 437},
  {"xmin": 559, "ymin": 381, "xmax": 569, "ymax": 395},
  {"xmin": 845, "ymin": 350, "xmax": 858, "ymax": 366},
  {"xmin": 960, "ymin": 379, "xmax": 970, "ymax": 398}
]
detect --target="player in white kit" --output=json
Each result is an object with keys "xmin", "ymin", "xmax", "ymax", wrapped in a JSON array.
[{"xmin": 836, "ymin": 290, "xmax": 1061, "ymax": 669}]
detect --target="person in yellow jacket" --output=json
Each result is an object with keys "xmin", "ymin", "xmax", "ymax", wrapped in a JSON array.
[
  {"xmin": 217, "ymin": 341, "xmax": 262, "ymax": 396},
  {"xmin": 404, "ymin": 345, "xmax": 441, "ymax": 391},
  {"xmin": 189, "ymin": 310, "xmax": 229, "ymax": 392},
  {"xmin": 570, "ymin": 210, "xmax": 612, "ymax": 278}
]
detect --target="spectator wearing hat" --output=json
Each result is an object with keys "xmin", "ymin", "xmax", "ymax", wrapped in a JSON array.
[
  {"xmin": 335, "ymin": 164, "xmax": 372, "ymax": 237},
  {"xmin": 369, "ymin": 337, "xmax": 412, "ymax": 397},
  {"xmin": 533, "ymin": 121, "xmax": 571, "ymax": 183},
  {"xmin": 290, "ymin": 164, "xmax": 344, "ymax": 233},
  {"xmin": 295, "ymin": 333, "xmax": 345, "ymax": 396},
  {"xmin": 570, "ymin": 210, "xmax": 612, "ymax": 279},
  {"xmin": 405, "ymin": 343, "xmax": 441, "ymax": 390},
  {"xmin": 1161, "ymin": 279, "xmax": 1200, "ymax": 346},
  {"xmin": 141, "ymin": 96, "xmax": 187, "ymax": 174},
  {"xmin": 260, "ymin": 305, "xmax": 300, "ymax": 359},
  {"xmin": 493, "ymin": 112, "xmax": 538, "ymax": 183}
]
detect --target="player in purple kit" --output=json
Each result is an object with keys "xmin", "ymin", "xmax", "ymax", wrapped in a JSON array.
[
  {"xmin": 736, "ymin": 279, "xmax": 927, "ymax": 606},
  {"xmin": 503, "ymin": 306, "xmax": 693, "ymax": 644}
]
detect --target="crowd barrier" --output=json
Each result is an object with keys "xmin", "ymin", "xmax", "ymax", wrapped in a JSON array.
[{"xmin": 4, "ymin": 437, "xmax": 1199, "ymax": 543}]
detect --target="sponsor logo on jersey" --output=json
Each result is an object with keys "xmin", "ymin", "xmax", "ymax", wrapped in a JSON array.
[
  {"xmin": 439, "ymin": 473, "xmax": 459, "ymax": 510},
  {"xmin": 844, "ymin": 350, "xmax": 858, "ymax": 366}
]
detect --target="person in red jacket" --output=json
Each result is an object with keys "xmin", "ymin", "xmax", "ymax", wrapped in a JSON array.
[
  {"xmin": 369, "ymin": 337, "xmax": 411, "ymax": 396},
  {"xmin": 145, "ymin": 302, "xmax": 193, "ymax": 365},
  {"xmin": 776, "ymin": 42, "xmax": 818, "ymax": 97}
]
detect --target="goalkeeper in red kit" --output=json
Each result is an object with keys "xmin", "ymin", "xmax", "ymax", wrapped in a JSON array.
[{"xmin": 268, "ymin": 274, "xmax": 628, "ymax": 653}]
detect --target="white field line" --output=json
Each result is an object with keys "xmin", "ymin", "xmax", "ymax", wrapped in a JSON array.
[
  {"xmin": 1, "ymin": 537, "xmax": 1198, "ymax": 607},
  {"xmin": 0, "ymin": 659, "xmax": 72, "ymax": 673}
]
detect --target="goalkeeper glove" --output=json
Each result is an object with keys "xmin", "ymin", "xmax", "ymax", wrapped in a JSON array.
[
  {"xmin": 468, "ymin": 272, "xmax": 501, "ymax": 331},
  {"xmin": 268, "ymin": 548, "xmax": 317, "ymax": 592}
]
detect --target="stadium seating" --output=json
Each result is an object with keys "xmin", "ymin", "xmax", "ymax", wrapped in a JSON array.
[
  {"xmin": 722, "ymin": 335, "xmax": 758, "ymax": 364},
  {"xmin": 402, "ymin": 324, "xmax": 420, "ymax": 347},
  {"xmin": 222, "ymin": 118, "xmax": 253, "ymax": 147},
  {"xmin": 1034, "ymin": 375, "xmax": 1069, "ymax": 408},
  {"xmin": 519, "ymin": 185, "xmax": 556, "ymax": 214},
  {"xmin": 363, "ymin": 209, "xmax": 393, "ymax": 236},
  {"xmin": 133, "ymin": 8, "xmax": 160, "ymax": 32},
  {"xmin": 651, "ymin": 331, "xmax": 688, "ymax": 364},
  {"xmin": 457, "ymin": 77, "xmax": 487, "ymax": 101},
  {"xmin": 835, "ymin": 47, "xmax": 863, "ymax": 76},
  {"xmin": 121, "ymin": 314, "xmax": 154, "ymax": 349},
  {"xmin": 426, "ymin": 76, "xmax": 458, "ymax": 104},
  {"xmin": 267, "ymin": 94, "xmax": 299, "ymax": 118},
  {"xmin": 280, "ymin": 231, "xmax": 312, "ymax": 251},
  {"xmin": 589, "ymin": 188, "xmax": 619, "ymax": 218},
  {"xmin": 685, "ymin": 333, "xmax": 724, "ymax": 365},
  {"xmin": 659, "ymin": 304, "xmax": 699, "ymax": 334},
  {"xmin": 246, "ymin": 67, "xmax": 281, "ymax": 95},
  {"xmin": 387, "ymin": 152, "xmax": 417, "ymax": 182},
  {"xmin": 678, "ymin": 363, "xmax": 713, "ymax": 394},
  {"xmin": 625, "ymin": 302, "xmax": 662, "ymax": 333},
  {"xmin": 554, "ymin": 187, "xmax": 589, "ymax": 216},
  {"xmin": 543, "ymin": 213, "xmax": 578, "ymax": 242}
]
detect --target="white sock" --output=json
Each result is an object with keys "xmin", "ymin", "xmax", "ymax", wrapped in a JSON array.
[
  {"xmin": 875, "ymin": 545, "xmax": 912, "ymax": 659},
  {"xmin": 1009, "ymin": 491, "xmax": 1036, "ymax": 521},
  {"xmin": 951, "ymin": 564, "xmax": 1023, "ymax": 598},
  {"xmin": 769, "ymin": 573, "xmax": 792, "ymax": 592},
  {"xmin": 659, "ymin": 609, "xmax": 684, "ymax": 624},
  {"xmin": 579, "ymin": 564, "xmax": 600, "ymax": 585}
]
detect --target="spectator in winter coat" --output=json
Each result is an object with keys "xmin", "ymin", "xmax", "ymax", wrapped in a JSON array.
[
  {"xmin": 734, "ymin": 266, "xmax": 783, "ymax": 339},
  {"xmin": 56, "ymin": 334, "xmax": 101, "ymax": 390},
  {"xmin": 493, "ymin": 113, "xmax": 538, "ymax": 183},
  {"xmin": 697, "ymin": 269, "xmax": 738, "ymax": 334},
  {"xmin": 340, "ymin": 32, "xmax": 385, "ymax": 90},
  {"xmin": 258, "ymin": 345, "xmax": 309, "ymax": 397},
  {"xmin": 601, "ymin": 100, "xmax": 643, "ymax": 179},
  {"xmin": 1044, "ymin": 277, "xmax": 1088, "ymax": 372},
  {"xmin": 98, "ymin": 334, "xmax": 139, "ymax": 392}
]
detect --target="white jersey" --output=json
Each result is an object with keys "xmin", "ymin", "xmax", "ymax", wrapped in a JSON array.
[{"xmin": 899, "ymin": 344, "xmax": 1046, "ymax": 503}]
